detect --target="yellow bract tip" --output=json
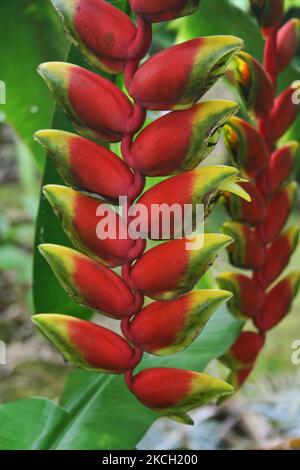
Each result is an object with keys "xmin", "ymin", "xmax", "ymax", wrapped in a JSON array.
[{"xmin": 221, "ymin": 179, "xmax": 251, "ymax": 202}]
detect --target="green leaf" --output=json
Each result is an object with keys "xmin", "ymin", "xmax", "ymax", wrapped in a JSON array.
[
  {"xmin": 0, "ymin": 0, "xmax": 68, "ymax": 167},
  {"xmin": 176, "ymin": 0, "xmax": 300, "ymax": 87},
  {"xmin": 142, "ymin": 305, "xmax": 243, "ymax": 370},
  {"xmin": 175, "ymin": 0, "xmax": 265, "ymax": 58},
  {"xmin": 112, "ymin": 0, "xmax": 131, "ymax": 14},
  {"xmin": 0, "ymin": 398, "xmax": 68, "ymax": 450},
  {"xmin": 55, "ymin": 374, "xmax": 155, "ymax": 450}
]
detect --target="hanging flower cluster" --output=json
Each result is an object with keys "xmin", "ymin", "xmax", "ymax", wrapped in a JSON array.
[
  {"xmin": 218, "ymin": 0, "xmax": 300, "ymax": 389},
  {"xmin": 33, "ymin": 0, "xmax": 249, "ymax": 424}
]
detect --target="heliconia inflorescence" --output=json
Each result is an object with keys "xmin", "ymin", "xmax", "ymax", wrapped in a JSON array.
[
  {"xmin": 33, "ymin": 0, "xmax": 251, "ymax": 424},
  {"xmin": 218, "ymin": 0, "xmax": 300, "ymax": 390}
]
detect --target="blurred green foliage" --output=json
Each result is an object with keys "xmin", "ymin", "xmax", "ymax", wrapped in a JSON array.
[{"xmin": 0, "ymin": 0, "xmax": 68, "ymax": 167}]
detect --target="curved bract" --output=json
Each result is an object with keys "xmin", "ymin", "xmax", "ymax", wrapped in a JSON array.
[
  {"xmin": 130, "ymin": 233, "xmax": 232, "ymax": 300},
  {"xmin": 50, "ymin": 0, "xmax": 139, "ymax": 74},
  {"xmin": 129, "ymin": 36, "xmax": 244, "ymax": 110},
  {"xmin": 35, "ymin": 130, "xmax": 134, "ymax": 201},
  {"xmin": 131, "ymin": 368, "xmax": 233, "ymax": 424},
  {"xmin": 38, "ymin": 62, "xmax": 134, "ymax": 142},
  {"xmin": 129, "ymin": 0, "xmax": 202, "ymax": 23},
  {"xmin": 130, "ymin": 100, "xmax": 238, "ymax": 176},
  {"xmin": 32, "ymin": 314, "xmax": 135, "ymax": 373}
]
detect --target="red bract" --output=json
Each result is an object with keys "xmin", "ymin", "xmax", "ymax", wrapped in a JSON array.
[
  {"xmin": 269, "ymin": 86, "xmax": 300, "ymax": 141},
  {"xmin": 260, "ymin": 142, "xmax": 299, "ymax": 195},
  {"xmin": 137, "ymin": 166, "xmax": 249, "ymax": 239},
  {"xmin": 129, "ymin": 36, "xmax": 243, "ymax": 110},
  {"xmin": 128, "ymin": 290, "xmax": 232, "ymax": 355},
  {"xmin": 257, "ymin": 182, "xmax": 297, "ymax": 243},
  {"xmin": 129, "ymin": 0, "xmax": 202, "ymax": 23},
  {"xmin": 224, "ymin": 181, "xmax": 266, "ymax": 224},
  {"xmin": 33, "ymin": 314, "xmax": 135, "ymax": 373},
  {"xmin": 43, "ymin": 185, "xmax": 135, "ymax": 267},
  {"xmin": 232, "ymin": 52, "xmax": 274, "ymax": 117},
  {"xmin": 35, "ymin": 0, "xmax": 248, "ymax": 422},
  {"xmin": 35, "ymin": 130, "xmax": 134, "ymax": 201},
  {"xmin": 254, "ymin": 226, "xmax": 300, "ymax": 289},
  {"xmin": 130, "ymin": 233, "xmax": 232, "ymax": 300},
  {"xmin": 39, "ymin": 244, "xmax": 137, "ymax": 319},
  {"xmin": 130, "ymin": 368, "xmax": 233, "ymax": 424},
  {"xmin": 217, "ymin": 272, "xmax": 265, "ymax": 320},
  {"xmin": 38, "ymin": 62, "xmax": 135, "ymax": 142},
  {"xmin": 50, "ymin": 0, "xmax": 140, "ymax": 74},
  {"xmin": 222, "ymin": 117, "xmax": 269, "ymax": 178},
  {"xmin": 255, "ymin": 272, "xmax": 300, "ymax": 331},
  {"xmin": 277, "ymin": 19, "xmax": 300, "ymax": 72},
  {"xmin": 220, "ymin": 332, "xmax": 265, "ymax": 370},
  {"xmin": 222, "ymin": 222, "xmax": 266, "ymax": 270},
  {"xmin": 129, "ymin": 101, "xmax": 238, "ymax": 176}
]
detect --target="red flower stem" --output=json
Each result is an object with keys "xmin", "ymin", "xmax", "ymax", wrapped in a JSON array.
[
  {"xmin": 264, "ymin": 29, "xmax": 278, "ymax": 87},
  {"xmin": 254, "ymin": 27, "xmax": 280, "ymax": 334},
  {"xmin": 128, "ymin": 16, "xmax": 152, "ymax": 60},
  {"xmin": 259, "ymin": 28, "xmax": 279, "ymax": 184},
  {"xmin": 128, "ymin": 170, "xmax": 145, "ymax": 201},
  {"xmin": 126, "ymin": 101, "xmax": 146, "ymax": 134},
  {"xmin": 121, "ymin": 134, "xmax": 134, "ymax": 166},
  {"xmin": 120, "ymin": 14, "xmax": 152, "ymax": 389}
]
